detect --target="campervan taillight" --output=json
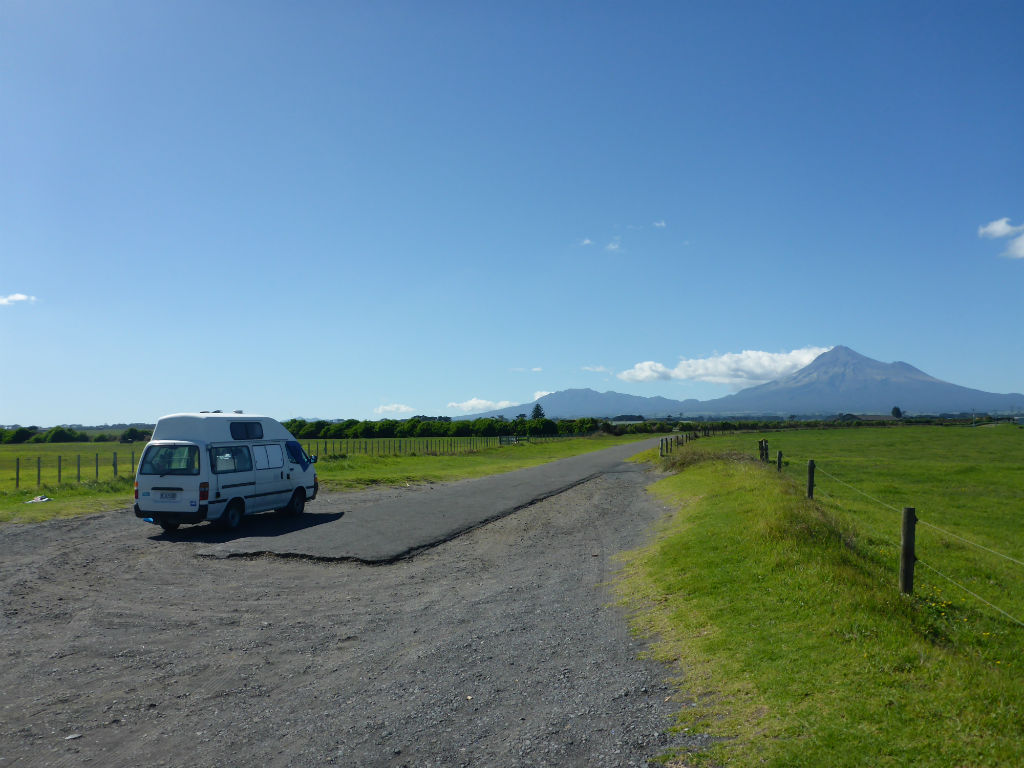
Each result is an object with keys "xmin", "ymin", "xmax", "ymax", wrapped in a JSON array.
[
  {"xmin": 199, "ymin": 482, "xmax": 209, "ymax": 501},
  {"xmin": 134, "ymin": 481, "xmax": 138, "ymax": 500}
]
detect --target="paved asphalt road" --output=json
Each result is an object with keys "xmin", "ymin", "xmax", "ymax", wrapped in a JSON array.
[{"xmin": 200, "ymin": 437, "xmax": 661, "ymax": 562}]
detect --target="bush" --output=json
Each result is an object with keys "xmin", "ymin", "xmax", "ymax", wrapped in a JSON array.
[
  {"xmin": 120, "ymin": 427, "xmax": 151, "ymax": 443},
  {"xmin": 4, "ymin": 427, "xmax": 37, "ymax": 444}
]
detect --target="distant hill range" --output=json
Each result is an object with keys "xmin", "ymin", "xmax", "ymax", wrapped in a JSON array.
[{"xmin": 462, "ymin": 347, "xmax": 1024, "ymax": 420}]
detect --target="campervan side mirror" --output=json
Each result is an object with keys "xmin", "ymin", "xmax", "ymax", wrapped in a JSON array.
[{"xmin": 311, "ymin": 455, "xmax": 318, "ymax": 464}]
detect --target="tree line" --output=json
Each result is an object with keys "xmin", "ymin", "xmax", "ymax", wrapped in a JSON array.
[
  {"xmin": 0, "ymin": 426, "xmax": 152, "ymax": 444},
  {"xmin": 282, "ymin": 414, "xmax": 669, "ymax": 440}
]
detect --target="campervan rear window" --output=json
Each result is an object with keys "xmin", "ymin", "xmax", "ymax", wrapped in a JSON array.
[
  {"xmin": 230, "ymin": 421, "xmax": 264, "ymax": 440},
  {"xmin": 140, "ymin": 445, "xmax": 200, "ymax": 476}
]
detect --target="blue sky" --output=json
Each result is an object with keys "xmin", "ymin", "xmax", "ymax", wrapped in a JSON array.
[{"xmin": 2, "ymin": 0, "xmax": 1022, "ymax": 426}]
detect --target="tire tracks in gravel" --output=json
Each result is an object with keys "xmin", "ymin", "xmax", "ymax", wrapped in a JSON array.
[{"xmin": 0, "ymin": 460, "xmax": 711, "ymax": 767}]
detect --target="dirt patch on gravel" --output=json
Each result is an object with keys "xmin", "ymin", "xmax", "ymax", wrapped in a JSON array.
[{"xmin": 1, "ymin": 463, "xmax": 708, "ymax": 767}]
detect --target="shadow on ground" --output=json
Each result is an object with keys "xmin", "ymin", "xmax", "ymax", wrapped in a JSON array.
[{"xmin": 149, "ymin": 510, "xmax": 346, "ymax": 544}]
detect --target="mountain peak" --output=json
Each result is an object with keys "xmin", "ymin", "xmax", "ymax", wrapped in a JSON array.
[{"xmin": 457, "ymin": 347, "xmax": 1023, "ymax": 420}]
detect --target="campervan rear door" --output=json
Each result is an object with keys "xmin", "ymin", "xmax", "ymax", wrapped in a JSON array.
[{"xmin": 136, "ymin": 442, "xmax": 203, "ymax": 514}]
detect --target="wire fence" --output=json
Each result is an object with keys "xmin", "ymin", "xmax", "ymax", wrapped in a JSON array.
[
  {"xmin": 752, "ymin": 442, "xmax": 1024, "ymax": 628},
  {"xmin": 1, "ymin": 449, "xmax": 140, "ymax": 490},
  {"xmin": 302, "ymin": 435, "xmax": 504, "ymax": 458},
  {"xmin": 0, "ymin": 435, "xmax": 578, "ymax": 492}
]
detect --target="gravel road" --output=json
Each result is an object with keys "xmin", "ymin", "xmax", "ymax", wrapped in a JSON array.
[{"xmin": 1, "ymin": 459, "xmax": 707, "ymax": 767}]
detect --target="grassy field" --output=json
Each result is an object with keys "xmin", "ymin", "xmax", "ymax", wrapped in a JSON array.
[
  {"xmin": 0, "ymin": 442, "xmax": 143, "ymax": 487},
  {"xmin": 617, "ymin": 424, "xmax": 1024, "ymax": 767},
  {"xmin": 0, "ymin": 433, "xmax": 658, "ymax": 524}
]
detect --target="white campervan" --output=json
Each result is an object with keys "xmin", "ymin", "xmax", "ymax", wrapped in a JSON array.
[{"xmin": 133, "ymin": 412, "xmax": 318, "ymax": 533}]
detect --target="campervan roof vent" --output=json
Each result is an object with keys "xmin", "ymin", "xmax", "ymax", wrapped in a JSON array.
[{"xmin": 233, "ymin": 410, "xmax": 243, "ymax": 414}]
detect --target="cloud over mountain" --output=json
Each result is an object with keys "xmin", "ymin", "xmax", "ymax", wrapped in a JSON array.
[{"xmin": 617, "ymin": 347, "xmax": 831, "ymax": 386}]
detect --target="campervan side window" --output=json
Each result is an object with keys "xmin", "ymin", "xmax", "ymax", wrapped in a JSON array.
[
  {"xmin": 252, "ymin": 444, "xmax": 284, "ymax": 470},
  {"xmin": 230, "ymin": 422, "xmax": 264, "ymax": 440},
  {"xmin": 211, "ymin": 446, "xmax": 254, "ymax": 474},
  {"xmin": 140, "ymin": 445, "xmax": 200, "ymax": 476}
]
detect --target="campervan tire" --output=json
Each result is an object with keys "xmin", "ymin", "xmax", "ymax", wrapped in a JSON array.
[
  {"xmin": 221, "ymin": 501, "xmax": 243, "ymax": 531},
  {"xmin": 285, "ymin": 490, "xmax": 306, "ymax": 517}
]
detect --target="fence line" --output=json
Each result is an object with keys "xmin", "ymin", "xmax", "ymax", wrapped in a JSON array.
[
  {"xmin": 811, "ymin": 462, "xmax": 1024, "ymax": 572},
  {"xmin": 2, "ymin": 435, "xmax": 589, "ymax": 492},
  {"xmin": 301, "ymin": 435, "xmax": 505, "ymax": 458},
  {"xmin": 754, "ymin": 440, "xmax": 1023, "ymax": 626},
  {"xmin": 814, "ymin": 465, "xmax": 904, "ymax": 515},
  {"xmin": 916, "ymin": 519, "xmax": 1024, "ymax": 569},
  {"xmin": 917, "ymin": 559, "xmax": 1024, "ymax": 628},
  {"xmin": 2, "ymin": 450, "xmax": 137, "ymax": 491}
]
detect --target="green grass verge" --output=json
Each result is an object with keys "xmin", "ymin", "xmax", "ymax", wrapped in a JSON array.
[
  {"xmin": 0, "ymin": 433, "xmax": 657, "ymax": 524},
  {"xmin": 615, "ymin": 425, "xmax": 1023, "ymax": 767},
  {"xmin": 312, "ymin": 433, "xmax": 655, "ymax": 488}
]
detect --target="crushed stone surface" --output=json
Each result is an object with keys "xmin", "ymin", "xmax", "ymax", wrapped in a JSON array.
[{"xmin": 0, "ymin": 463, "xmax": 709, "ymax": 767}]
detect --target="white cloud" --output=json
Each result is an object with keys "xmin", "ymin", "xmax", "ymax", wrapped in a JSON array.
[
  {"xmin": 605, "ymin": 240, "xmax": 621, "ymax": 252},
  {"xmin": 447, "ymin": 397, "xmax": 516, "ymax": 413},
  {"xmin": 531, "ymin": 367, "xmax": 542, "ymax": 372},
  {"xmin": 978, "ymin": 217, "xmax": 1024, "ymax": 259},
  {"xmin": 374, "ymin": 403, "xmax": 415, "ymax": 415},
  {"xmin": 580, "ymin": 238, "xmax": 593, "ymax": 246},
  {"xmin": 653, "ymin": 220, "xmax": 666, "ymax": 228},
  {"xmin": 582, "ymin": 365, "xmax": 610, "ymax": 373},
  {"xmin": 1006, "ymin": 233, "xmax": 1024, "ymax": 259},
  {"xmin": 0, "ymin": 293, "xmax": 37, "ymax": 306},
  {"xmin": 618, "ymin": 361, "xmax": 674, "ymax": 382},
  {"xmin": 533, "ymin": 391, "xmax": 552, "ymax": 401},
  {"xmin": 617, "ymin": 347, "xmax": 832, "ymax": 386},
  {"xmin": 978, "ymin": 218, "xmax": 1024, "ymax": 239}
]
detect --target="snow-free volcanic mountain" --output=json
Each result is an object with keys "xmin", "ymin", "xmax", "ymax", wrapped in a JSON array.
[
  {"xmin": 696, "ymin": 346, "xmax": 1023, "ymax": 416},
  {"xmin": 461, "ymin": 347, "xmax": 1024, "ymax": 420}
]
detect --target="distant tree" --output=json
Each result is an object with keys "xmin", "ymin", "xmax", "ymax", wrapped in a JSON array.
[
  {"xmin": 283, "ymin": 418, "xmax": 308, "ymax": 436},
  {"xmin": 120, "ymin": 427, "xmax": 151, "ymax": 443},
  {"xmin": 892, "ymin": 406, "xmax": 903, "ymax": 419},
  {"xmin": 45, "ymin": 427, "xmax": 89, "ymax": 443},
  {"xmin": 414, "ymin": 420, "xmax": 437, "ymax": 438},
  {"xmin": 530, "ymin": 403, "xmax": 545, "ymax": 420},
  {"xmin": 6, "ymin": 427, "xmax": 37, "ymax": 444},
  {"xmin": 526, "ymin": 418, "xmax": 557, "ymax": 437}
]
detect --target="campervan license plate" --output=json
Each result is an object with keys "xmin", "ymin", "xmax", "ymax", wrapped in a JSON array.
[{"xmin": 159, "ymin": 492, "xmax": 177, "ymax": 501}]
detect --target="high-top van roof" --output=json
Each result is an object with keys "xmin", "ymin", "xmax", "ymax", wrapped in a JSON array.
[{"xmin": 150, "ymin": 413, "xmax": 295, "ymax": 444}]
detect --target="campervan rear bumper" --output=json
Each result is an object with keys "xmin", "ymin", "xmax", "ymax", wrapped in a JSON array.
[{"xmin": 134, "ymin": 504, "xmax": 209, "ymax": 524}]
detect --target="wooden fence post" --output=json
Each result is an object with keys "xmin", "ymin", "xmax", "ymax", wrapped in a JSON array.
[
  {"xmin": 113, "ymin": 452, "xmax": 118, "ymax": 477},
  {"xmin": 77, "ymin": 455, "xmax": 81, "ymax": 483},
  {"xmin": 37, "ymin": 457, "xmax": 41, "ymax": 487},
  {"xmin": 95, "ymin": 454, "xmax": 99, "ymax": 480},
  {"xmin": 15, "ymin": 457, "xmax": 19, "ymax": 489},
  {"xmin": 900, "ymin": 507, "xmax": 917, "ymax": 595},
  {"xmin": 807, "ymin": 459, "xmax": 815, "ymax": 498},
  {"xmin": 777, "ymin": 451, "xmax": 783, "ymax": 472},
  {"xmin": 58, "ymin": 455, "xmax": 62, "ymax": 484}
]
